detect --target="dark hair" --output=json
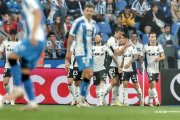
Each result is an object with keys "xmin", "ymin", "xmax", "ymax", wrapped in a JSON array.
[
  {"xmin": 149, "ymin": 32, "xmax": 156, "ymax": 36},
  {"xmin": 164, "ymin": 23, "xmax": 171, "ymax": 28},
  {"xmin": 48, "ymin": 32, "xmax": 56, "ymax": 38},
  {"xmin": 10, "ymin": 29, "xmax": 17, "ymax": 35},
  {"xmin": 84, "ymin": 3, "xmax": 95, "ymax": 10},
  {"xmin": 123, "ymin": 34, "xmax": 129, "ymax": 39},
  {"xmin": 97, "ymin": 32, "xmax": 102, "ymax": 37},
  {"xmin": 115, "ymin": 27, "xmax": 124, "ymax": 34},
  {"xmin": 131, "ymin": 31, "xmax": 137, "ymax": 36}
]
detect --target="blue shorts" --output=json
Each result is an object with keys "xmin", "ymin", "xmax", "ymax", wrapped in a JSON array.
[
  {"xmin": 76, "ymin": 56, "xmax": 94, "ymax": 72},
  {"xmin": 13, "ymin": 39, "xmax": 46, "ymax": 69}
]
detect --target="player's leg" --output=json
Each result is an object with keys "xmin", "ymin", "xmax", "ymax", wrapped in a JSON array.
[
  {"xmin": 122, "ymin": 72, "xmax": 130, "ymax": 106},
  {"xmin": 67, "ymin": 69, "xmax": 76, "ymax": 105},
  {"xmin": 131, "ymin": 72, "xmax": 143, "ymax": 106},
  {"xmin": 74, "ymin": 80, "xmax": 81, "ymax": 104},
  {"xmin": 93, "ymin": 71, "xmax": 101, "ymax": 106},
  {"xmin": 3, "ymin": 76, "xmax": 11, "ymax": 104}
]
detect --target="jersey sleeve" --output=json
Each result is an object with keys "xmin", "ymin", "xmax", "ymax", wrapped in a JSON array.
[
  {"xmin": 69, "ymin": 20, "xmax": 79, "ymax": 37},
  {"xmin": 142, "ymin": 45, "xmax": 148, "ymax": 56},
  {"xmin": 104, "ymin": 45, "xmax": 113, "ymax": 56},
  {"xmin": 132, "ymin": 47, "xmax": 138, "ymax": 55},
  {"xmin": 0, "ymin": 41, "xmax": 5, "ymax": 52},
  {"xmin": 158, "ymin": 44, "xmax": 164, "ymax": 53}
]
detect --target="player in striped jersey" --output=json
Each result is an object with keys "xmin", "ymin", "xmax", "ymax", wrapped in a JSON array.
[
  {"xmin": 93, "ymin": 33, "xmax": 116, "ymax": 106},
  {"xmin": 66, "ymin": 4, "xmax": 97, "ymax": 107},
  {"xmin": 0, "ymin": 29, "xmax": 19, "ymax": 105},
  {"xmin": 65, "ymin": 41, "xmax": 82, "ymax": 106},
  {"xmin": 120, "ymin": 34, "xmax": 143, "ymax": 106},
  {"xmin": 143, "ymin": 32, "xmax": 165, "ymax": 106}
]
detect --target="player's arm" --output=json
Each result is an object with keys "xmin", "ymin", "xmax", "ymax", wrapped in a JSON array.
[
  {"xmin": 115, "ymin": 42, "xmax": 130, "ymax": 56},
  {"xmin": 105, "ymin": 45, "xmax": 118, "ymax": 65},
  {"xmin": 124, "ymin": 54, "xmax": 138, "ymax": 69},
  {"xmin": 154, "ymin": 45, "xmax": 165, "ymax": 62},
  {"xmin": 0, "ymin": 42, "xmax": 4, "ymax": 59},
  {"xmin": 31, "ymin": 9, "xmax": 42, "ymax": 46}
]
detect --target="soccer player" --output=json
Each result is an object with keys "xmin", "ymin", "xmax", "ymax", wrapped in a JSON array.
[
  {"xmin": 65, "ymin": 41, "xmax": 82, "ymax": 106},
  {"xmin": 0, "ymin": 0, "xmax": 46, "ymax": 110},
  {"xmin": 120, "ymin": 34, "xmax": 143, "ymax": 106},
  {"xmin": 93, "ymin": 33, "xmax": 116, "ymax": 106},
  {"xmin": 0, "ymin": 29, "xmax": 19, "ymax": 105},
  {"xmin": 143, "ymin": 32, "xmax": 165, "ymax": 106},
  {"xmin": 65, "ymin": 3, "xmax": 97, "ymax": 107},
  {"xmin": 103, "ymin": 28, "xmax": 127, "ymax": 106}
]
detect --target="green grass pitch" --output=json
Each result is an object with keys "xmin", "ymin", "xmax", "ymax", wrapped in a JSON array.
[{"xmin": 0, "ymin": 105, "xmax": 180, "ymax": 120}]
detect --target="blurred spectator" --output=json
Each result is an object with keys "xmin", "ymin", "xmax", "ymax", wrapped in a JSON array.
[
  {"xmin": 171, "ymin": 0, "xmax": 180, "ymax": 37},
  {"xmin": 3, "ymin": 12, "xmax": 18, "ymax": 35},
  {"xmin": 157, "ymin": 0, "xmax": 171, "ymax": 24},
  {"xmin": 51, "ymin": 16, "xmax": 67, "ymax": 41},
  {"xmin": 120, "ymin": 5, "xmax": 135, "ymax": 33},
  {"xmin": 105, "ymin": 0, "xmax": 116, "ymax": 24},
  {"xmin": 94, "ymin": 0, "xmax": 106, "ymax": 14},
  {"xmin": 111, "ymin": 15, "xmax": 125, "ymax": 35},
  {"xmin": 53, "ymin": 0, "xmax": 67, "ymax": 22},
  {"xmin": 140, "ymin": 3, "xmax": 165, "ymax": 36},
  {"xmin": 66, "ymin": 0, "xmax": 83, "ymax": 19},
  {"xmin": 45, "ymin": 19, "xmax": 52, "ymax": 35},
  {"xmin": 0, "ymin": 0, "xmax": 7, "ymax": 16},
  {"xmin": 131, "ymin": 0, "xmax": 151, "ymax": 22},
  {"xmin": 45, "ymin": 32, "xmax": 64, "ymax": 59},
  {"xmin": 41, "ymin": 0, "xmax": 51, "ymax": 18},
  {"xmin": 65, "ymin": 15, "xmax": 72, "ymax": 32},
  {"xmin": 157, "ymin": 24, "xmax": 178, "ymax": 47},
  {"xmin": 142, "ymin": 25, "xmax": 151, "ymax": 45},
  {"xmin": 47, "ymin": 0, "xmax": 59, "ymax": 23}
]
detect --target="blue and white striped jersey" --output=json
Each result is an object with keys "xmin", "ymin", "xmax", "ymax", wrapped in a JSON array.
[
  {"xmin": 21, "ymin": 0, "xmax": 46, "ymax": 42},
  {"xmin": 70, "ymin": 16, "xmax": 97, "ymax": 58}
]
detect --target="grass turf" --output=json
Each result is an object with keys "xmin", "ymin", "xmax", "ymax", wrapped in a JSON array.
[{"xmin": 0, "ymin": 105, "xmax": 180, "ymax": 120}]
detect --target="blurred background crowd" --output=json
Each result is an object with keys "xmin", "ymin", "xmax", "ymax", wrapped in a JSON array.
[{"xmin": 0, "ymin": 0, "xmax": 180, "ymax": 69}]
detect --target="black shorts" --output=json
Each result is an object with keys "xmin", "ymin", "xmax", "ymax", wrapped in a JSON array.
[
  {"xmin": 3, "ymin": 68, "xmax": 11, "ymax": 78},
  {"xmin": 107, "ymin": 67, "xmax": 118, "ymax": 79},
  {"xmin": 93, "ymin": 70, "xmax": 107, "ymax": 85},
  {"xmin": 148, "ymin": 73, "xmax": 159, "ymax": 82},
  {"xmin": 122, "ymin": 71, "xmax": 138, "ymax": 83},
  {"xmin": 68, "ymin": 67, "xmax": 82, "ymax": 81}
]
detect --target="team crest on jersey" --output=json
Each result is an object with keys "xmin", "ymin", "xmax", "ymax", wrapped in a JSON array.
[{"xmin": 86, "ymin": 30, "xmax": 93, "ymax": 36}]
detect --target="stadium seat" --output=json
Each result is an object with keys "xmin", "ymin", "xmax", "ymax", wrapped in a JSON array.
[{"xmin": 97, "ymin": 22, "xmax": 112, "ymax": 35}]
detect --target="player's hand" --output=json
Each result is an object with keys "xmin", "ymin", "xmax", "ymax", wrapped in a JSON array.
[
  {"xmin": 65, "ymin": 62, "xmax": 70, "ymax": 72},
  {"xmin": 154, "ymin": 58, "xmax": 160, "ymax": 62},
  {"xmin": 118, "ymin": 66, "xmax": 122, "ymax": 73},
  {"xmin": 65, "ymin": 51, "xmax": 72, "ymax": 62},
  {"xmin": 124, "ymin": 63, "xmax": 131, "ymax": 69}
]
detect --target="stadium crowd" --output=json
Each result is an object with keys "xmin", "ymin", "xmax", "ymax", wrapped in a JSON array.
[{"xmin": 0, "ymin": 0, "xmax": 179, "ymax": 107}]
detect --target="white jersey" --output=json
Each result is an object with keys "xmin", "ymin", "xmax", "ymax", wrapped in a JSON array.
[
  {"xmin": 70, "ymin": 16, "xmax": 96, "ymax": 58},
  {"xmin": 107, "ymin": 36, "xmax": 118, "ymax": 67},
  {"xmin": 21, "ymin": 0, "xmax": 46, "ymax": 41},
  {"xmin": 130, "ymin": 41, "xmax": 143, "ymax": 56},
  {"xmin": 93, "ymin": 45, "xmax": 113, "ymax": 72},
  {"xmin": 0, "ymin": 40, "xmax": 19, "ymax": 68},
  {"xmin": 143, "ymin": 43, "xmax": 164, "ymax": 73},
  {"xmin": 69, "ymin": 41, "xmax": 78, "ymax": 69},
  {"xmin": 116, "ymin": 45, "xmax": 124, "ymax": 66},
  {"xmin": 122, "ymin": 45, "xmax": 138, "ymax": 72}
]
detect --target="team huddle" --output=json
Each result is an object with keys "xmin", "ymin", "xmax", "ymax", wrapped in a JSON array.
[{"xmin": 65, "ymin": 4, "xmax": 165, "ymax": 107}]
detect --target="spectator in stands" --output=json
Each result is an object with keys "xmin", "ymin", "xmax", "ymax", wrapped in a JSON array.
[
  {"xmin": 45, "ymin": 19, "xmax": 52, "ymax": 36},
  {"xmin": 94, "ymin": 0, "xmax": 106, "ymax": 14},
  {"xmin": 171, "ymin": 0, "xmax": 180, "ymax": 37},
  {"xmin": 66, "ymin": 0, "xmax": 83, "ymax": 19},
  {"xmin": 53, "ymin": 0, "xmax": 67, "ymax": 22},
  {"xmin": 45, "ymin": 32, "xmax": 63, "ymax": 59},
  {"xmin": 47, "ymin": 0, "xmax": 59, "ymax": 23},
  {"xmin": 65, "ymin": 15, "xmax": 72, "ymax": 32},
  {"xmin": 111, "ymin": 15, "xmax": 125, "ymax": 35},
  {"xmin": 157, "ymin": 0, "xmax": 171, "ymax": 24},
  {"xmin": 131, "ymin": 0, "xmax": 151, "ymax": 22},
  {"xmin": 41, "ymin": 0, "xmax": 51, "ymax": 18},
  {"xmin": 3, "ymin": 12, "xmax": 18, "ymax": 35},
  {"xmin": 140, "ymin": 3, "xmax": 166, "ymax": 36},
  {"xmin": 51, "ymin": 16, "xmax": 67, "ymax": 41},
  {"xmin": 157, "ymin": 24, "xmax": 178, "ymax": 47},
  {"xmin": 105, "ymin": 0, "xmax": 116, "ymax": 24},
  {"xmin": 142, "ymin": 25, "xmax": 151, "ymax": 45},
  {"xmin": 120, "ymin": 5, "xmax": 135, "ymax": 33}
]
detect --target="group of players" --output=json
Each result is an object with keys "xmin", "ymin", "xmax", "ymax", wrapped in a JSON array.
[{"xmin": 65, "ymin": 4, "xmax": 165, "ymax": 107}]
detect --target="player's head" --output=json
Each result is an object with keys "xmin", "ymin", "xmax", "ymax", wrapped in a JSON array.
[
  {"xmin": 9, "ymin": 29, "xmax": 17, "ymax": 41},
  {"xmin": 4, "ymin": 12, "xmax": 12, "ymax": 22},
  {"xmin": 121, "ymin": 34, "xmax": 129, "ymax": 44},
  {"xmin": 149, "ymin": 32, "xmax": 157, "ymax": 44},
  {"xmin": 84, "ymin": 3, "xmax": 95, "ymax": 20},
  {"xmin": 114, "ymin": 28, "xmax": 124, "ymax": 39},
  {"xmin": 131, "ymin": 32, "xmax": 138, "ymax": 42},
  {"xmin": 94, "ymin": 33, "xmax": 102, "ymax": 45}
]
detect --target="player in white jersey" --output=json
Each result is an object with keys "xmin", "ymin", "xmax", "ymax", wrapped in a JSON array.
[
  {"xmin": 0, "ymin": 30, "xmax": 19, "ymax": 105},
  {"xmin": 143, "ymin": 32, "xmax": 165, "ymax": 107},
  {"xmin": 120, "ymin": 34, "xmax": 143, "ymax": 106},
  {"xmin": 66, "ymin": 4, "xmax": 96, "ymax": 107},
  {"xmin": 103, "ymin": 28, "xmax": 128, "ymax": 106},
  {"xmin": 93, "ymin": 33, "xmax": 116, "ymax": 106},
  {"xmin": 0, "ymin": 0, "xmax": 46, "ymax": 110},
  {"xmin": 65, "ymin": 41, "xmax": 82, "ymax": 106}
]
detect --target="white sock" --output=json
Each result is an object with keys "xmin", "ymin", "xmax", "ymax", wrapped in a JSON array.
[
  {"xmin": 86, "ymin": 85, "xmax": 90, "ymax": 98},
  {"xmin": 4, "ymin": 84, "xmax": 10, "ymax": 94},
  {"xmin": 136, "ymin": 87, "xmax": 143, "ymax": 102},
  {"xmin": 148, "ymin": 88, "xmax": 153, "ymax": 104},
  {"xmin": 123, "ymin": 88, "xmax": 128, "ymax": 104},
  {"xmin": 104, "ymin": 84, "xmax": 113, "ymax": 97},
  {"xmin": 112, "ymin": 86, "xmax": 119, "ymax": 102},
  {"xmin": 74, "ymin": 86, "xmax": 81, "ymax": 103},
  {"xmin": 96, "ymin": 85, "xmax": 101, "ymax": 105},
  {"xmin": 100, "ymin": 82, "xmax": 105, "ymax": 102},
  {"xmin": 68, "ymin": 85, "xmax": 76, "ymax": 101},
  {"xmin": 151, "ymin": 88, "xmax": 159, "ymax": 103}
]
